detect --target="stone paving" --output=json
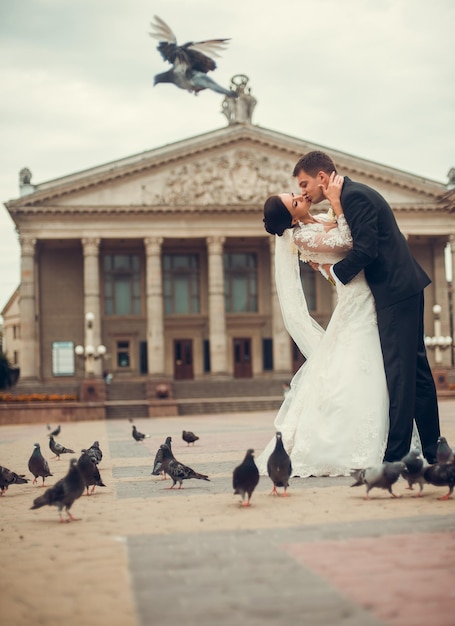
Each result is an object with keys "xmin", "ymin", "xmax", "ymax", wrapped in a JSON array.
[
  {"xmin": 107, "ymin": 401, "xmax": 455, "ymax": 626},
  {"xmin": 1, "ymin": 400, "xmax": 454, "ymax": 626}
]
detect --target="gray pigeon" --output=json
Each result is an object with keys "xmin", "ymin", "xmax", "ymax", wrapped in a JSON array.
[
  {"xmin": 132, "ymin": 425, "xmax": 150, "ymax": 442},
  {"xmin": 28, "ymin": 442, "xmax": 53, "ymax": 485},
  {"xmin": 159, "ymin": 444, "xmax": 209, "ymax": 489},
  {"xmin": 267, "ymin": 432, "xmax": 292, "ymax": 496},
  {"xmin": 86, "ymin": 441, "xmax": 103, "ymax": 465},
  {"xmin": 0, "ymin": 465, "xmax": 29, "ymax": 495},
  {"xmin": 182, "ymin": 430, "xmax": 199, "ymax": 446},
  {"xmin": 233, "ymin": 449, "xmax": 260, "ymax": 507},
  {"xmin": 77, "ymin": 451, "xmax": 106, "ymax": 495},
  {"xmin": 150, "ymin": 15, "xmax": 237, "ymax": 98},
  {"xmin": 350, "ymin": 461, "xmax": 405, "ymax": 499},
  {"xmin": 436, "ymin": 436, "xmax": 454, "ymax": 464},
  {"xmin": 152, "ymin": 436, "xmax": 173, "ymax": 477},
  {"xmin": 400, "ymin": 449, "xmax": 426, "ymax": 496},
  {"xmin": 30, "ymin": 457, "xmax": 85, "ymax": 523},
  {"xmin": 423, "ymin": 462, "xmax": 455, "ymax": 500},
  {"xmin": 49, "ymin": 435, "xmax": 74, "ymax": 460},
  {"xmin": 47, "ymin": 424, "xmax": 61, "ymax": 437}
]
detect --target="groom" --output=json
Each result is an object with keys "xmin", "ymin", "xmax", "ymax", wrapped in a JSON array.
[{"xmin": 292, "ymin": 150, "xmax": 440, "ymax": 464}]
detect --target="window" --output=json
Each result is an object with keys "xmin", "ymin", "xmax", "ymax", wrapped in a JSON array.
[
  {"xmin": 117, "ymin": 340, "xmax": 130, "ymax": 368},
  {"xmin": 299, "ymin": 259, "xmax": 316, "ymax": 311},
  {"xmin": 104, "ymin": 254, "xmax": 141, "ymax": 316},
  {"xmin": 163, "ymin": 254, "xmax": 200, "ymax": 314},
  {"xmin": 224, "ymin": 252, "xmax": 258, "ymax": 313}
]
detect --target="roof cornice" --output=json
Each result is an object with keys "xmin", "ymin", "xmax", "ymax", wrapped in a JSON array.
[{"xmin": 5, "ymin": 124, "xmax": 447, "ymax": 209}]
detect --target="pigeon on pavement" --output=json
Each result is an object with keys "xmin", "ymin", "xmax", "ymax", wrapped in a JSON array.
[
  {"xmin": 86, "ymin": 441, "xmax": 103, "ymax": 465},
  {"xmin": 28, "ymin": 443, "xmax": 53, "ymax": 486},
  {"xmin": 233, "ymin": 449, "xmax": 260, "ymax": 507},
  {"xmin": 47, "ymin": 424, "xmax": 61, "ymax": 437},
  {"xmin": 149, "ymin": 15, "xmax": 237, "ymax": 98},
  {"xmin": 182, "ymin": 430, "xmax": 199, "ymax": 446},
  {"xmin": 423, "ymin": 462, "xmax": 455, "ymax": 500},
  {"xmin": 132, "ymin": 425, "xmax": 150, "ymax": 442},
  {"xmin": 400, "ymin": 449, "xmax": 426, "ymax": 496},
  {"xmin": 436, "ymin": 436, "xmax": 454, "ymax": 464},
  {"xmin": 267, "ymin": 432, "xmax": 292, "ymax": 496},
  {"xmin": 350, "ymin": 462, "xmax": 405, "ymax": 499},
  {"xmin": 159, "ymin": 444, "xmax": 209, "ymax": 489},
  {"xmin": 77, "ymin": 451, "xmax": 106, "ymax": 495},
  {"xmin": 30, "ymin": 457, "xmax": 85, "ymax": 522},
  {"xmin": 0, "ymin": 465, "xmax": 29, "ymax": 495},
  {"xmin": 48, "ymin": 435, "xmax": 74, "ymax": 460},
  {"xmin": 152, "ymin": 436, "xmax": 173, "ymax": 477}
]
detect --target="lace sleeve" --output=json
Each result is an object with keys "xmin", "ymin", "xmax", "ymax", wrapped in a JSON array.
[{"xmin": 293, "ymin": 214, "xmax": 353, "ymax": 256}]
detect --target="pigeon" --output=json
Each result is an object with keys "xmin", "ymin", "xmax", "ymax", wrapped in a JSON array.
[
  {"xmin": 350, "ymin": 461, "xmax": 406, "ymax": 499},
  {"xmin": 47, "ymin": 424, "xmax": 61, "ymax": 437},
  {"xmin": 159, "ymin": 444, "xmax": 209, "ymax": 489},
  {"xmin": 86, "ymin": 440, "xmax": 103, "ymax": 465},
  {"xmin": 400, "ymin": 449, "xmax": 426, "ymax": 496},
  {"xmin": 48, "ymin": 435, "xmax": 74, "ymax": 460},
  {"xmin": 28, "ymin": 442, "xmax": 53, "ymax": 486},
  {"xmin": 149, "ymin": 15, "xmax": 237, "ymax": 98},
  {"xmin": 132, "ymin": 425, "xmax": 150, "ymax": 442},
  {"xmin": 423, "ymin": 462, "xmax": 455, "ymax": 500},
  {"xmin": 77, "ymin": 450, "xmax": 106, "ymax": 495},
  {"xmin": 267, "ymin": 432, "xmax": 292, "ymax": 496},
  {"xmin": 30, "ymin": 457, "xmax": 85, "ymax": 523},
  {"xmin": 0, "ymin": 465, "xmax": 29, "ymax": 495},
  {"xmin": 233, "ymin": 449, "xmax": 260, "ymax": 507},
  {"xmin": 182, "ymin": 430, "xmax": 199, "ymax": 446},
  {"xmin": 436, "ymin": 436, "xmax": 454, "ymax": 464},
  {"xmin": 152, "ymin": 436, "xmax": 173, "ymax": 477}
]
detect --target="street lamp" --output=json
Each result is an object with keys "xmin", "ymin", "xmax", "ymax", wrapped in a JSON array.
[
  {"xmin": 424, "ymin": 304, "xmax": 453, "ymax": 365},
  {"xmin": 75, "ymin": 312, "xmax": 106, "ymax": 376}
]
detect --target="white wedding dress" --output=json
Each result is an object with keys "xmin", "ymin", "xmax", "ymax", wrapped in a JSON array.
[{"xmin": 256, "ymin": 214, "xmax": 389, "ymax": 477}]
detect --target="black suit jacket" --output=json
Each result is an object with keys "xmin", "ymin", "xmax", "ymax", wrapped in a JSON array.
[{"xmin": 333, "ymin": 177, "xmax": 430, "ymax": 310}]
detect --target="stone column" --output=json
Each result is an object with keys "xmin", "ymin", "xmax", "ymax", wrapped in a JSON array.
[
  {"xmin": 207, "ymin": 236, "xmax": 228, "ymax": 375},
  {"xmin": 145, "ymin": 237, "xmax": 165, "ymax": 375},
  {"xmin": 269, "ymin": 238, "xmax": 291, "ymax": 371},
  {"xmin": 82, "ymin": 237, "xmax": 102, "ymax": 377},
  {"xmin": 19, "ymin": 236, "xmax": 38, "ymax": 380},
  {"xmin": 447, "ymin": 235, "xmax": 455, "ymax": 367}
]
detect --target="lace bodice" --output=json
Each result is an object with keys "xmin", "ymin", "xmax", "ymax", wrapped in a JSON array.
[{"xmin": 293, "ymin": 214, "xmax": 353, "ymax": 264}]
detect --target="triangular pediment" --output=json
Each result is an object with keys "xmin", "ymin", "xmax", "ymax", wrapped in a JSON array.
[{"xmin": 6, "ymin": 124, "xmax": 447, "ymax": 217}]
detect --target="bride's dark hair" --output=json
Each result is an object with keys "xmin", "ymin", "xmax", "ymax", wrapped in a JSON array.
[{"xmin": 263, "ymin": 195, "xmax": 292, "ymax": 237}]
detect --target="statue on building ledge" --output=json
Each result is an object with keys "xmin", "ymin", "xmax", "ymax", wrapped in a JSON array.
[{"xmin": 222, "ymin": 75, "xmax": 257, "ymax": 126}]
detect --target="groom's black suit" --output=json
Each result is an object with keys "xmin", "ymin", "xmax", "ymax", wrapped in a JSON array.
[{"xmin": 333, "ymin": 177, "xmax": 440, "ymax": 463}]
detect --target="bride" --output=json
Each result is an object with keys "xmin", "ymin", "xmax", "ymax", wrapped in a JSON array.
[{"xmin": 257, "ymin": 174, "xmax": 389, "ymax": 477}]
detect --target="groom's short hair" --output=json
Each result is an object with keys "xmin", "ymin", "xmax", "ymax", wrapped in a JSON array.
[{"xmin": 293, "ymin": 151, "xmax": 337, "ymax": 177}]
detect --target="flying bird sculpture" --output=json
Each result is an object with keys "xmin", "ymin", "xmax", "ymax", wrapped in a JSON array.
[{"xmin": 149, "ymin": 15, "xmax": 237, "ymax": 98}]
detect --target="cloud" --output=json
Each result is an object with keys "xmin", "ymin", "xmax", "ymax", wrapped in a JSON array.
[{"xmin": 0, "ymin": 0, "xmax": 454, "ymax": 310}]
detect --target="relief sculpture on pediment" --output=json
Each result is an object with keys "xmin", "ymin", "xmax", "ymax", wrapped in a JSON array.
[{"xmin": 161, "ymin": 150, "xmax": 295, "ymax": 205}]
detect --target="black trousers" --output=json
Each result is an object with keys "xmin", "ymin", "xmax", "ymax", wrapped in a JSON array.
[{"xmin": 376, "ymin": 292, "xmax": 440, "ymax": 462}]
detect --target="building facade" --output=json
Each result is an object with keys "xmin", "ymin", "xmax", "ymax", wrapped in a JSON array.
[{"xmin": 2, "ymin": 95, "xmax": 455, "ymax": 388}]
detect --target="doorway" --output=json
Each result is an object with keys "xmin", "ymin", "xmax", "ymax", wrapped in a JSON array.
[
  {"xmin": 233, "ymin": 337, "xmax": 252, "ymax": 378},
  {"xmin": 173, "ymin": 339, "xmax": 194, "ymax": 380}
]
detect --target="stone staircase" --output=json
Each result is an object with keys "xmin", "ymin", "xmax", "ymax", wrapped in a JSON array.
[
  {"xmin": 172, "ymin": 378, "xmax": 287, "ymax": 415},
  {"xmin": 104, "ymin": 377, "xmax": 287, "ymax": 418},
  {"xmin": 105, "ymin": 381, "xmax": 149, "ymax": 420}
]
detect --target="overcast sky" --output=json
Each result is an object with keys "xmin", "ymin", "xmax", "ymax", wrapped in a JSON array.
[{"xmin": 1, "ymin": 0, "xmax": 454, "ymax": 315}]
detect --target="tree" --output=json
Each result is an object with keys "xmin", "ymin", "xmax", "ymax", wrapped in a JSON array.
[{"xmin": 0, "ymin": 351, "xmax": 15, "ymax": 389}]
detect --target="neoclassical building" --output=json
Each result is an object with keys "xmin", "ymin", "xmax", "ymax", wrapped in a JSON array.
[{"xmin": 2, "ymin": 79, "xmax": 455, "ymax": 392}]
